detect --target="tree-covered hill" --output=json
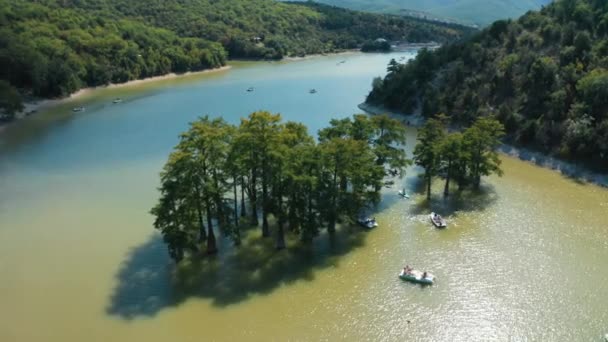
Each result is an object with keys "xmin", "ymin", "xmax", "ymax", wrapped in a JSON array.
[
  {"xmin": 367, "ymin": 0, "xmax": 608, "ymax": 170},
  {"xmin": 286, "ymin": 0, "xmax": 552, "ymax": 27},
  {"xmin": 0, "ymin": 0, "xmax": 472, "ymax": 117}
]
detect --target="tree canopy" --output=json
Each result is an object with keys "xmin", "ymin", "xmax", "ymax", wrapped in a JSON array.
[
  {"xmin": 0, "ymin": 0, "xmax": 472, "ymax": 115},
  {"xmin": 151, "ymin": 112, "xmax": 409, "ymax": 261},
  {"xmin": 413, "ymin": 116, "xmax": 505, "ymax": 199}
]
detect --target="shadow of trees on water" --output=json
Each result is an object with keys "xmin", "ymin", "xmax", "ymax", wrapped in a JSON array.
[
  {"xmin": 359, "ymin": 170, "xmax": 498, "ymax": 219},
  {"xmin": 408, "ymin": 179, "xmax": 499, "ymax": 217},
  {"xmin": 106, "ymin": 172, "xmax": 497, "ymax": 320},
  {"xmin": 106, "ymin": 225, "xmax": 367, "ymax": 319}
]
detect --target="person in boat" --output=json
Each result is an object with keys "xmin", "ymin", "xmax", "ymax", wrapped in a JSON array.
[{"xmin": 422, "ymin": 271, "xmax": 427, "ymax": 279}]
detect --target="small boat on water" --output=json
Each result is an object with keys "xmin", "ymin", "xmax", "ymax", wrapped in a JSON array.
[
  {"xmin": 430, "ymin": 212, "xmax": 447, "ymax": 228},
  {"xmin": 309, "ymin": 88, "xmax": 317, "ymax": 94},
  {"xmin": 398, "ymin": 189, "xmax": 410, "ymax": 199},
  {"xmin": 112, "ymin": 98, "xmax": 122, "ymax": 104},
  {"xmin": 399, "ymin": 268, "xmax": 434, "ymax": 285},
  {"xmin": 357, "ymin": 216, "xmax": 378, "ymax": 229},
  {"xmin": 72, "ymin": 106, "xmax": 85, "ymax": 112},
  {"xmin": 247, "ymin": 87, "xmax": 254, "ymax": 92}
]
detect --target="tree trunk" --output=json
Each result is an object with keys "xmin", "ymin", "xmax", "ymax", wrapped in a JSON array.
[
  {"xmin": 276, "ymin": 184, "xmax": 286, "ymax": 250},
  {"xmin": 206, "ymin": 201, "xmax": 217, "ymax": 255},
  {"xmin": 444, "ymin": 160, "xmax": 451, "ymax": 197},
  {"xmin": 473, "ymin": 147, "xmax": 482, "ymax": 189},
  {"xmin": 302, "ymin": 191, "xmax": 315, "ymax": 243},
  {"xmin": 426, "ymin": 173, "xmax": 432, "ymax": 200},
  {"xmin": 197, "ymin": 204, "xmax": 206, "ymax": 243},
  {"xmin": 340, "ymin": 176, "xmax": 347, "ymax": 192},
  {"xmin": 213, "ymin": 170, "xmax": 225, "ymax": 235},
  {"xmin": 250, "ymin": 167, "xmax": 259, "ymax": 226},
  {"xmin": 174, "ymin": 247, "xmax": 184, "ymax": 264},
  {"xmin": 288, "ymin": 191, "xmax": 298, "ymax": 232},
  {"xmin": 233, "ymin": 179, "xmax": 239, "ymax": 227},
  {"xmin": 233, "ymin": 178, "xmax": 240, "ymax": 246},
  {"xmin": 329, "ymin": 166, "xmax": 338, "ymax": 234},
  {"xmin": 193, "ymin": 183, "xmax": 207, "ymax": 243},
  {"xmin": 473, "ymin": 162, "xmax": 481, "ymax": 189},
  {"xmin": 276, "ymin": 221, "xmax": 286, "ymax": 250},
  {"xmin": 261, "ymin": 161, "xmax": 270, "ymax": 238},
  {"xmin": 240, "ymin": 176, "xmax": 247, "ymax": 217}
]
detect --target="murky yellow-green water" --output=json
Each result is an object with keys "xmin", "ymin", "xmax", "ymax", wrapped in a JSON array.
[{"xmin": 0, "ymin": 53, "xmax": 607, "ymax": 341}]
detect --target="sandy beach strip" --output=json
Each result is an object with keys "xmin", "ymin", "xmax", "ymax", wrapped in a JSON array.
[
  {"xmin": 14, "ymin": 66, "xmax": 232, "ymax": 119},
  {"xmin": 358, "ymin": 102, "xmax": 608, "ymax": 188}
]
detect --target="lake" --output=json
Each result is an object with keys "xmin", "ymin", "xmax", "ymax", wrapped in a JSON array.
[{"xmin": 0, "ymin": 51, "xmax": 607, "ymax": 341}]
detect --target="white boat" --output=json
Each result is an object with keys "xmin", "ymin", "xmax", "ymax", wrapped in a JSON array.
[
  {"xmin": 72, "ymin": 106, "xmax": 85, "ymax": 112},
  {"xmin": 430, "ymin": 212, "xmax": 447, "ymax": 228},
  {"xmin": 398, "ymin": 189, "xmax": 410, "ymax": 199},
  {"xmin": 247, "ymin": 87, "xmax": 254, "ymax": 92},
  {"xmin": 399, "ymin": 268, "xmax": 434, "ymax": 285},
  {"xmin": 357, "ymin": 217, "xmax": 378, "ymax": 229},
  {"xmin": 112, "ymin": 98, "xmax": 122, "ymax": 104}
]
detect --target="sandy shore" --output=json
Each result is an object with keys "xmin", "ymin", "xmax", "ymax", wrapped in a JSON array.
[
  {"xmin": 499, "ymin": 145, "xmax": 608, "ymax": 188},
  {"xmin": 358, "ymin": 102, "xmax": 608, "ymax": 188},
  {"xmin": 357, "ymin": 102, "xmax": 425, "ymax": 126},
  {"xmin": 283, "ymin": 50, "xmax": 360, "ymax": 62},
  {"xmin": 283, "ymin": 44, "xmax": 436, "ymax": 62},
  {"xmin": 12, "ymin": 66, "xmax": 232, "ymax": 120}
]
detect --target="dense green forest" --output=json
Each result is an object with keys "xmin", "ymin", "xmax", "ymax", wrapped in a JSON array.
[
  {"xmin": 413, "ymin": 115, "xmax": 505, "ymax": 199},
  {"xmin": 367, "ymin": 0, "xmax": 608, "ymax": 170},
  {"xmin": 286, "ymin": 0, "xmax": 551, "ymax": 27},
  {"xmin": 151, "ymin": 112, "xmax": 409, "ymax": 260},
  {"xmin": 0, "ymin": 0, "xmax": 472, "ymax": 118}
]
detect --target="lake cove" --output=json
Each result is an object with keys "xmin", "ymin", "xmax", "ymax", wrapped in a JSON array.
[{"xmin": 0, "ymin": 52, "xmax": 607, "ymax": 341}]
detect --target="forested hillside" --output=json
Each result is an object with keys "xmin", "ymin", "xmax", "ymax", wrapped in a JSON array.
[
  {"xmin": 0, "ymin": 0, "xmax": 471, "ymax": 117},
  {"xmin": 286, "ymin": 0, "xmax": 551, "ymax": 26},
  {"xmin": 367, "ymin": 0, "xmax": 608, "ymax": 170}
]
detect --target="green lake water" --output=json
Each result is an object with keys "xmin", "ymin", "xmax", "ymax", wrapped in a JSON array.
[{"xmin": 0, "ymin": 52, "xmax": 607, "ymax": 341}]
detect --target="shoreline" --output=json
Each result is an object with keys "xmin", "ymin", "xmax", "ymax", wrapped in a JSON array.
[
  {"xmin": 282, "ymin": 49, "xmax": 360, "ymax": 62},
  {"xmin": 283, "ymin": 44, "xmax": 434, "ymax": 63},
  {"xmin": 7, "ymin": 47, "xmax": 420, "ymax": 126},
  {"xmin": 358, "ymin": 102, "xmax": 608, "ymax": 188},
  {"xmin": 357, "ymin": 102, "xmax": 425, "ymax": 127},
  {"xmin": 9, "ymin": 66, "xmax": 233, "ymax": 122},
  {"xmin": 498, "ymin": 145, "xmax": 608, "ymax": 188}
]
